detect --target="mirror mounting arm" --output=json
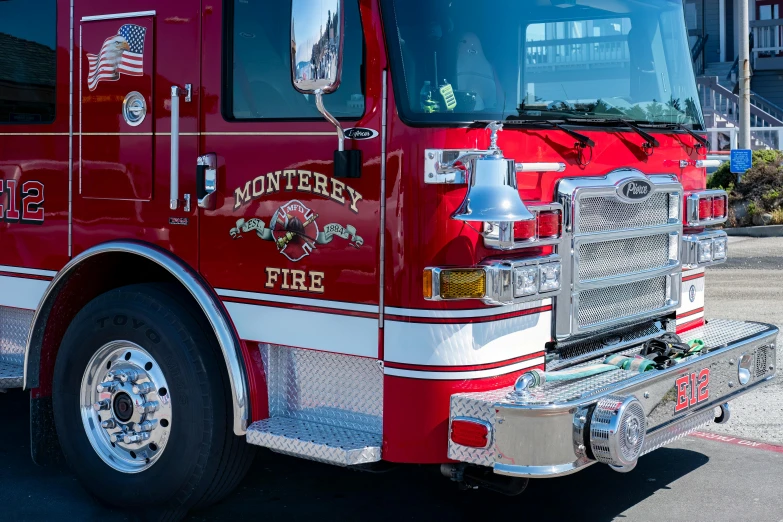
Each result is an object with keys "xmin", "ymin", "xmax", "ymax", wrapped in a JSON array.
[{"xmin": 315, "ymin": 92, "xmax": 345, "ymax": 152}]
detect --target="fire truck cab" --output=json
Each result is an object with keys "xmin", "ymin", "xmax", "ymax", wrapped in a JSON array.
[{"xmin": 0, "ymin": 0, "xmax": 777, "ymax": 516}]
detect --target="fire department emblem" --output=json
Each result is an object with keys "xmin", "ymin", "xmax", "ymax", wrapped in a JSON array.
[{"xmin": 230, "ymin": 199, "xmax": 362, "ymax": 262}]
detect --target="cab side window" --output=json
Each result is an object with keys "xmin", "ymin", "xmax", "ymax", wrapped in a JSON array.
[
  {"xmin": 0, "ymin": 0, "xmax": 57, "ymax": 124},
  {"xmin": 225, "ymin": 0, "xmax": 365, "ymax": 120}
]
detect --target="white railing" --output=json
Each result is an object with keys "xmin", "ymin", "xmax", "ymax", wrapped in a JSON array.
[
  {"xmin": 751, "ymin": 19, "xmax": 783, "ymax": 59},
  {"xmin": 706, "ymin": 126, "xmax": 783, "ymax": 151},
  {"xmin": 526, "ymin": 36, "xmax": 629, "ymax": 69},
  {"xmin": 696, "ymin": 76, "xmax": 783, "ymax": 128}
]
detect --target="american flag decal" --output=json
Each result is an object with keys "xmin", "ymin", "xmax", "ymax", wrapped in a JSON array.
[{"xmin": 86, "ymin": 24, "xmax": 146, "ymax": 91}]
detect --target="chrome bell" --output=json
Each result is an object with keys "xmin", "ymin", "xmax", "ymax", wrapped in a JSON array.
[{"xmin": 452, "ymin": 153, "xmax": 535, "ymax": 224}]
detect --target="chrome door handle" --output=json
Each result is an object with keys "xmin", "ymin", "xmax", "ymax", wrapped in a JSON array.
[
  {"xmin": 197, "ymin": 153, "xmax": 217, "ymax": 210},
  {"xmin": 170, "ymin": 84, "xmax": 192, "ymax": 211}
]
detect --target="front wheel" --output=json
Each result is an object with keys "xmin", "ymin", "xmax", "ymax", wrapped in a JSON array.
[{"xmin": 52, "ymin": 284, "xmax": 253, "ymax": 517}]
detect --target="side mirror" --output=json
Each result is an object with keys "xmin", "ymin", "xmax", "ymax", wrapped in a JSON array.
[
  {"xmin": 291, "ymin": 0, "xmax": 344, "ymax": 95},
  {"xmin": 291, "ymin": 0, "xmax": 360, "ymax": 178}
]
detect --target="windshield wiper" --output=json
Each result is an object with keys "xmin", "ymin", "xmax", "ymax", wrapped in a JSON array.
[
  {"xmin": 565, "ymin": 118, "xmax": 659, "ymax": 150},
  {"xmin": 502, "ymin": 118, "xmax": 595, "ymax": 148},
  {"xmin": 657, "ymin": 123, "xmax": 710, "ymax": 149}
]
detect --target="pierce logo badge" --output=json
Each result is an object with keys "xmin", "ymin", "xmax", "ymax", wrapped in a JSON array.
[
  {"xmin": 689, "ymin": 285, "xmax": 696, "ymax": 303},
  {"xmin": 618, "ymin": 179, "xmax": 653, "ymax": 201}
]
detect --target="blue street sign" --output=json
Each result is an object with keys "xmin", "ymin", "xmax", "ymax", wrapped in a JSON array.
[{"xmin": 730, "ymin": 149, "xmax": 752, "ymax": 174}]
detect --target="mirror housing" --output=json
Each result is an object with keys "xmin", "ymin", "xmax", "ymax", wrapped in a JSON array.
[
  {"xmin": 291, "ymin": 0, "xmax": 360, "ymax": 177},
  {"xmin": 291, "ymin": 0, "xmax": 344, "ymax": 95}
]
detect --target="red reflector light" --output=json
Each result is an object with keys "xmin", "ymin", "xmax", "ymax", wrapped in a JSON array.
[
  {"xmin": 514, "ymin": 219, "xmax": 536, "ymax": 241},
  {"xmin": 450, "ymin": 419, "xmax": 490, "ymax": 448},
  {"xmin": 698, "ymin": 197, "xmax": 713, "ymax": 220},
  {"xmin": 712, "ymin": 196, "xmax": 726, "ymax": 218},
  {"xmin": 538, "ymin": 210, "xmax": 562, "ymax": 238}
]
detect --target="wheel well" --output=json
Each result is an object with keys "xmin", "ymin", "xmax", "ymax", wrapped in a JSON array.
[
  {"xmin": 25, "ymin": 242, "xmax": 251, "ymax": 435},
  {"xmin": 29, "ymin": 252, "xmax": 185, "ymax": 394}
]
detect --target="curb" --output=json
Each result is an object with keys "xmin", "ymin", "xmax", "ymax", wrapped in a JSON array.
[{"xmin": 725, "ymin": 225, "xmax": 783, "ymax": 238}]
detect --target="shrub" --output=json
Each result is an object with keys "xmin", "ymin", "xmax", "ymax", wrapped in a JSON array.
[
  {"xmin": 707, "ymin": 162, "xmax": 737, "ymax": 190},
  {"xmin": 734, "ymin": 155, "xmax": 783, "ymax": 210}
]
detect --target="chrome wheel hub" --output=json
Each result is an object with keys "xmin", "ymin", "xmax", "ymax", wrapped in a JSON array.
[{"xmin": 80, "ymin": 341, "xmax": 172, "ymax": 473}]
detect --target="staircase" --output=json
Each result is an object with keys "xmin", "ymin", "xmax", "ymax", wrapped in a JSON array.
[{"xmin": 703, "ymin": 61, "xmax": 737, "ymax": 91}]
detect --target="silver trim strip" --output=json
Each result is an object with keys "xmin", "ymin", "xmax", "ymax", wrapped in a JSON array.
[
  {"xmin": 216, "ymin": 288, "xmax": 379, "ymax": 314},
  {"xmin": 79, "ymin": 27, "xmax": 82, "ymax": 194},
  {"xmin": 69, "ymin": 0, "xmax": 74, "ymax": 258},
  {"xmin": 0, "ymin": 265, "xmax": 57, "ymax": 277},
  {"xmin": 81, "ymin": 11, "xmax": 156, "ymax": 22},
  {"xmin": 385, "ymin": 298, "xmax": 552, "ymax": 319},
  {"xmin": 24, "ymin": 241, "xmax": 249, "ymax": 435},
  {"xmin": 379, "ymin": 69, "xmax": 388, "ymax": 328}
]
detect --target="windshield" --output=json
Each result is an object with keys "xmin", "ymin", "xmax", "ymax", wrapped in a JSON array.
[{"xmin": 381, "ymin": 0, "xmax": 704, "ymax": 128}]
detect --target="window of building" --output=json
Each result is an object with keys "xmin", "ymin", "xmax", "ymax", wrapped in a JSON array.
[
  {"xmin": 0, "ymin": 0, "xmax": 57, "ymax": 124},
  {"xmin": 225, "ymin": 0, "xmax": 365, "ymax": 121}
]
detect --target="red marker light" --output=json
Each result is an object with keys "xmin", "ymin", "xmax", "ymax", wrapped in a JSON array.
[
  {"xmin": 712, "ymin": 196, "xmax": 726, "ymax": 219},
  {"xmin": 538, "ymin": 210, "xmax": 562, "ymax": 238},
  {"xmin": 514, "ymin": 219, "xmax": 536, "ymax": 241},
  {"xmin": 450, "ymin": 419, "xmax": 491, "ymax": 448},
  {"xmin": 699, "ymin": 197, "xmax": 713, "ymax": 220}
]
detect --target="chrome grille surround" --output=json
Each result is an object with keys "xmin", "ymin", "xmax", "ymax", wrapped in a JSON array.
[{"xmin": 556, "ymin": 170, "xmax": 683, "ymax": 340}]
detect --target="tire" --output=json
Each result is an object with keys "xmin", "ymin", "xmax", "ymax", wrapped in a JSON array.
[{"xmin": 52, "ymin": 283, "xmax": 254, "ymax": 519}]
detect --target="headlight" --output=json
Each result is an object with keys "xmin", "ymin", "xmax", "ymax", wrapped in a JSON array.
[
  {"xmin": 713, "ymin": 237, "xmax": 727, "ymax": 260},
  {"xmin": 539, "ymin": 263, "xmax": 561, "ymax": 293},
  {"xmin": 698, "ymin": 241, "xmax": 713, "ymax": 263},
  {"xmin": 513, "ymin": 266, "xmax": 538, "ymax": 297}
]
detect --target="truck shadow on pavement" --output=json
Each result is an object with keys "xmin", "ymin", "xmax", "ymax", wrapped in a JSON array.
[
  {"xmin": 190, "ymin": 445, "xmax": 708, "ymax": 522},
  {"xmin": 0, "ymin": 390, "xmax": 708, "ymax": 522}
]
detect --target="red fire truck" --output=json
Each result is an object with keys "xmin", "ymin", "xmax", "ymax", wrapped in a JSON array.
[{"xmin": 0, "ymin": 0, "xmax": 777, "ymax": 517}]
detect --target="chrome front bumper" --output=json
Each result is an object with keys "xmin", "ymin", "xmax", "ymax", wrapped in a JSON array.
[{"xmin": 448, "ymin": 319, "xmax": 778, "ymax": 477}]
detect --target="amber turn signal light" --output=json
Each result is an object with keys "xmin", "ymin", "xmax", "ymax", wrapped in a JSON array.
[{"xmin": 423, "ymin": 269, "xmax": 433, "ymax": 299}]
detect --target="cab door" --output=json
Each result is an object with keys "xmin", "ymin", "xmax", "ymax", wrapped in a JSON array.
[
  {"xmin": 74, "ymin": 2, "xmax": 201, "ymax": 265},
  {"xmin": 199, "ymin": 0, "xmax": 383, "ymax": 359}
]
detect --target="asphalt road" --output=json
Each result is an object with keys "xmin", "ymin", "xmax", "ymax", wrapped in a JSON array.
[
  {"xmin": 1, "ymin": 236, "xmax": 783, "ymax": 521},
  {"xmin": 703, "ymin": 236, "xmax": 783, "ymax": 443}
]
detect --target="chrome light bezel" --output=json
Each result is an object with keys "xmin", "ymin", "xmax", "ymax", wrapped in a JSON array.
[
  {"xmin": 682, "ymin": 230, "xmax": 729, "ymax": 269},
  {"xmin": 483, "ymin": 203, "xmax": 564, "ymax": 251},
  {"xmin": 424, "ymin": 255, "xmax": 562, "ymax": 306},
  {"xmin": 685, "ymin": 190, "xmax": 728, "ymax": 227}
]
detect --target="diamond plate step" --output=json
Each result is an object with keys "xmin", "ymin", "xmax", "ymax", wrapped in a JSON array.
[
  {"xmin": 246, "ymin": 417, "xmax": 381, "ymax": 466},
  {"xmin": 0, "ymin": 360, "xmax": 23, "ymax": 390}
]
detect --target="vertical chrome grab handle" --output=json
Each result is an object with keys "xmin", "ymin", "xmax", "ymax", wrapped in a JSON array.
[{"xmin": 170, "ymin": 84, "xmax": 192, "ymax": 211}]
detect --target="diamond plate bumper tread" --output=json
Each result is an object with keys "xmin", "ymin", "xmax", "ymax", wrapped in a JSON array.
[
  {"xmin": 449, "ymin": 319, "xmax": 778, "ymax": 476},
  {"xmin": 246, "ymin": 417, "xmax": 381, "ymax": 466},
  {"xmin": 0, "ymin": 360, "xmax": 23, "ymax": 389}
]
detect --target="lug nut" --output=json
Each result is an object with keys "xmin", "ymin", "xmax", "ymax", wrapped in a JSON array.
[
  {"xmin": 115, "ymin": 369, "xmax": 141, "ymax": 383},
  {"xmin": 101, "ymin": 419, "xmax": 117, "ymax": 429},
  {"xmin": 132, "ymin": 382, "xmax": 155, "ymax": 395},
  {"xmin": 97, "ymin": 381, "xmax": 117, "ymax": 393},
  {"xmin": 93, "ymin": 399, "xmax": 110, "ymax": 411},
  {"xmin": 123, "ymin": 431, "xmax": 151, "ymax": 444},
  {"xmin": 111, "ymin": 433, "xmax": 124, "ymax": 443},
  {"xmin": 143, "ymin": 401, "xmax": 160, "ymax": 414},
  {"xmin": 135, "ymin": 420, "xmax": 158, "ymax": 432}
]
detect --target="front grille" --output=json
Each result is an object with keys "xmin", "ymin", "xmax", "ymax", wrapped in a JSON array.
[
  {"xmin": 756, "ymin": 346, "xmax": 769, "ymax": 378},
  {"xmin": 577, "ymin": 277, "xmax": 668, "ymax": 328},
  {"xmin": 577, "ymin": 234, "xmax": 671, "ymax": 282},
  {"xmin": 578, "ymin": 192, "xmax": 670, "ymax": 234}
]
